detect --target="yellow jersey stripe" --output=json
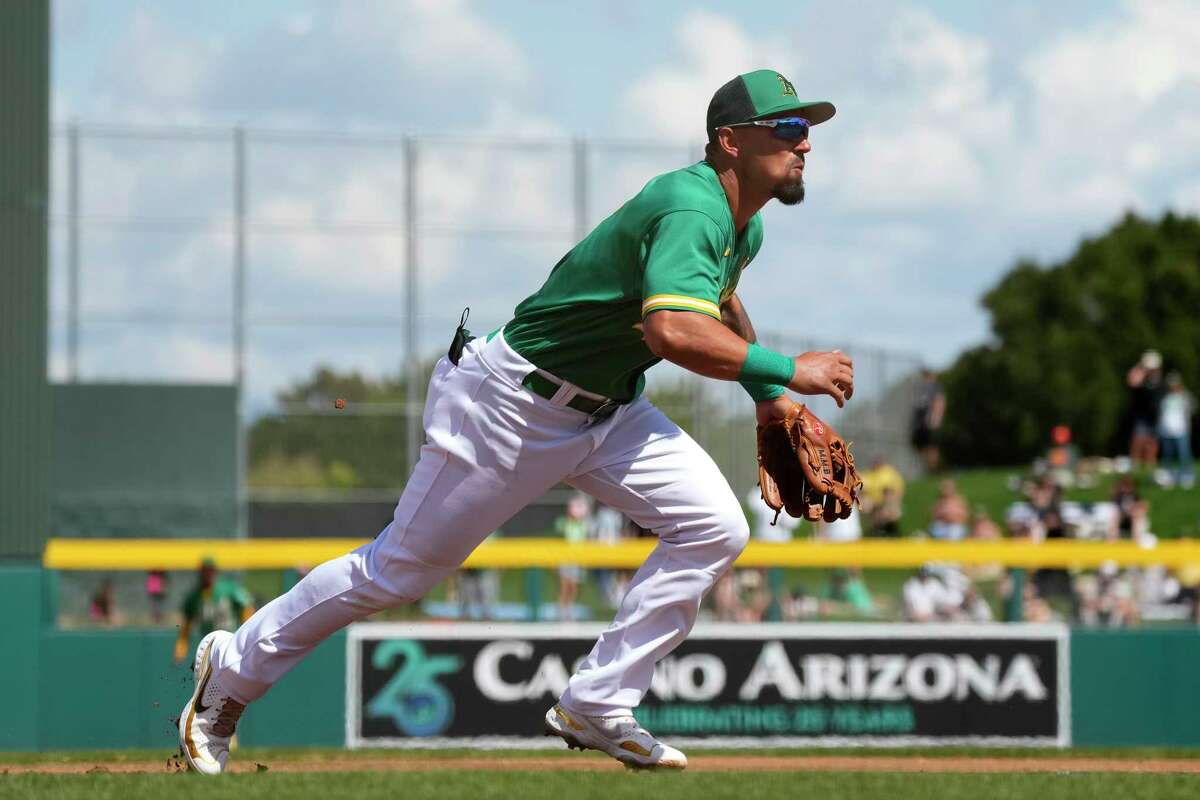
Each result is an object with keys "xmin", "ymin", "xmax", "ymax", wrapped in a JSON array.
[{"xmin": 641, "ymin": 294, "xmax": 721, "ymax": 319}]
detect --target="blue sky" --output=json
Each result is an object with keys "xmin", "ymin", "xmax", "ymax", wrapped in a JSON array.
[{"xmin": 49, "ymin": 0, "xmax": 1200, "ymax": 411}]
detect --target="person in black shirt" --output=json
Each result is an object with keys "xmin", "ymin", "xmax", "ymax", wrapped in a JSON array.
[
  {"xmin": 1128, "ymin": 350, "xmax": 1164, "ymax": 469},
  {"xmin": 910, "ymin": 369, "xmax": 945, "ymax": 472}
]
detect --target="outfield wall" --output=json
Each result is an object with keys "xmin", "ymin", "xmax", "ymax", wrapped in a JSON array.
[
  {"xmin": 0, "ymin": 567, "xmax": 344, "ymax": 752},
  {"xmin": 2, "ymin": 565, "xmax": 1199, "ymax": 751}
]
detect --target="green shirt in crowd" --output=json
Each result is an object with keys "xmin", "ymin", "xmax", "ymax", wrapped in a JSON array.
[
  {"xmin": 503, "ymin": 161, "xmax": 764, "ymax": 401},
  {"xmin": 555, "ymin": 516, "xmax": 589, "ymax": 545},
  {"xmin": 181, "ymin": 578, "xmax": 254, "ymax": 638}
]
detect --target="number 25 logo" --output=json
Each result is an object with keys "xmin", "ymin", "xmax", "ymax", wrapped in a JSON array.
[{"xmin": 366, "ymin": 640, "xmax": 463, "ymax": 737}]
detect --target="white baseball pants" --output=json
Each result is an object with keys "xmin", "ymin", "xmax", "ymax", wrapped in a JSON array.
[{"xmin": 212, "ymin": 331, "xmax": 749, "ymax": 717}]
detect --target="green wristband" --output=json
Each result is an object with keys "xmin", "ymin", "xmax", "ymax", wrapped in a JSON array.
[
  {"xmin": 738, "ymin": 342, "xmax": 796, "ymax": 386},
  {"xmin": 740, "ymin": 380, "xmax": 787, "ymax": 402}
]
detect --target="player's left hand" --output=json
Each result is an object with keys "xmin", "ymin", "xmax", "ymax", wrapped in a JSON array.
[{"xmin": 755, "ymin": 394, "xmax": 796, "ymax": 427}]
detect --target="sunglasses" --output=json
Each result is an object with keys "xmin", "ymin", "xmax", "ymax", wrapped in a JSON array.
[{"xmin": 719, "ymin": 116, "xmax": 810, "ymax": 141}]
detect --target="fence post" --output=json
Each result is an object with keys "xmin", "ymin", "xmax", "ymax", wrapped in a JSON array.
[
  {"xmin": 1004, "ymin": 568, "xmax": 1025, "ymax": 622},
  {"xmin": 233, "ymin": 126, "xmax": 248, "ymax": 538},
  {"xmin": 525, "ymin": 568, "xmax": 543, "ymax": 621},
  {"xmin": 404, "ymin": 136, "xmax": 420, "ymax": 477},
  {"xmin": 766, "ymin": 567, "xmax": 785, "ymax": 622},
  {"xmin": 573, "ymin": 138, "xmax": 588, "ymax": 244},
  {"xmin": 67, "ymin": 122, "xmax": 81, "ymax": 381}
]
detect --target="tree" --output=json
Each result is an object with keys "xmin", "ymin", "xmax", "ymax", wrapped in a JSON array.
[
  {"xmin": 248, "ymin": 361, "xmax": 438, "ymax": 489},
  {"xmin": 940, "ymin": 212, "xmax": 1200, "ymax": 466}
]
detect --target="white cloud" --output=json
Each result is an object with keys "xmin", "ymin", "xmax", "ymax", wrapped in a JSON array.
[
  {"xmin": 836, "ymin": 126, "xmax": 984, "ymax": 209},
  {"xmin": 77, "ymin": 1, "xmax": 534, "ymax": 128},
  {"xmin": 1017, "ymin": 0, "xmax": 1200, "ymax": 213},
  {"xmin": 829, "ymin": 8, "xmax": 1010, "ymax": 211},
  {"xmin": 619, "ymin": 10, "xmax": 798, "ymax": 141}
]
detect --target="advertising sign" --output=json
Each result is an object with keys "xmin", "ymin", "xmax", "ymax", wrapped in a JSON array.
[{"xmin": 346, "ymin": 623, "xmax": 1070, "ymax": 747}]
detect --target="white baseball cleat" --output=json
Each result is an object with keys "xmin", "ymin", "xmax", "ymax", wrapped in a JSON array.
[
  {"xmin": 178, "ymin": 630, "xmax": 245, "ymax": 775},
  {"xmin": 543, "ymin": 704, "xmax": 687, "ymax": 770}
]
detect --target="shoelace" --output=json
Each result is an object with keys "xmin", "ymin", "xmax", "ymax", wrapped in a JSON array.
[
  {"xmin": 211, "ymin": 699, "xmax": 246, "ymax": 738},
  {"xmin": 604, "ymin": 716, "xmax": 650, "ymax": 740}
]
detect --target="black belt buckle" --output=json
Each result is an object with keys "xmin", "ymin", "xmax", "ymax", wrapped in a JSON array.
[
  {"xmin": 448, "ymin": 307, "xmax": 474, "ymax": 366},
  {"xmin": 587, "ymin": 399, "xmax": 620, "ymax": 425}
]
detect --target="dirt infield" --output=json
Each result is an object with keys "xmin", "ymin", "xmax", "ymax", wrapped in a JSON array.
[{"xmin": 10, "ymin": 755, "xmax": 1200, "ymax": 775}]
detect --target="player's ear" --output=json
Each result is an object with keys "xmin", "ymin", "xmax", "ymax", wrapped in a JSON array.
[{"xmin": 715, "ymin": 127, "xmax": 739, "ymax": 159}]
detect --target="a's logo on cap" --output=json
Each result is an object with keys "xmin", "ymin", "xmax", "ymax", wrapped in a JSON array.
[{"xmin": 776, "ymin": 73, "xmax": 797, "ymax": 97}]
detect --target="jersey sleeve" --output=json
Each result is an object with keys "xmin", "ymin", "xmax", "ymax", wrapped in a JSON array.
[{"xmin": 640, "ymin": 211, "xmax": 726, "ymax": 320}]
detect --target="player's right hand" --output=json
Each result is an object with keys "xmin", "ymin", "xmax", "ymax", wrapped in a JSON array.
[{"xmin": 788, "ymin": 350, "xmax": 854, "ymax": 407}]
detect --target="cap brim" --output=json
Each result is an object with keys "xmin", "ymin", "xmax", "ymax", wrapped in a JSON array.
[{"xmin": 753, "ymin": 100, "xmax": 836, "ymax": 126}]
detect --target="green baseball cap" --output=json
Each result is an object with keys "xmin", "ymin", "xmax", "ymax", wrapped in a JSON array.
[{"xmin": 707, "ymin": 69, "xmax": 836, "ymax": 132}]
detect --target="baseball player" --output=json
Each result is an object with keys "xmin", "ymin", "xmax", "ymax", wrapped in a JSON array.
[{"xmin": 179, "ymin": 69, "xmax": 851, "ymax": 773}]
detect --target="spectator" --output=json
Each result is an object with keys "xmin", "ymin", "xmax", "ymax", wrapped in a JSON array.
[
  {"xmin": 174, "ymin": 558, "xmax": 255, "ymax": 664},
  {"xmin": 902, "ymin": 566, "xmax": 958, "ymax": 622},
  {"xmin": 89, "ymin": 578, "xmax": 117, "ymax": 625},
  {"xmin": 745, "ymin": 487, "xmax": 801, "ymax": 621},
  {"xmin": 145, "ymin": 569, "xmax": 169, "ymax": 624},
  {"xmin": 928, "ymin": 479, "xmax": 968, "ymax": 541},
  {"xmin": 591, "ymin": 504, "xmax": 631, "ymax": 610},
  {"xmin": 1045, "ymin": 425, "xmax": 1080, "ymax": 487},
  {"xmin": 452, "ymin": 532, "xmax": 500, "ymax": 620},
  {"xmin": 1025, "ymin": 475, "xmax": 1075, "ymax": 612},
  {"xmin": 1168, "ymin": 563, "xmax": 1200, "ymax": 624},
  {"xmin": 746, "ymin": 486, "xmax": 801, "ymax": 543},
  {"xmin": 1076, "ymin": 562, "xmax": 1138, "ymax": 628},
  {"xmin": 967, "ymin": 506, "xmax": 1004, "ymax": 582},
  {"xmin": 1157, "ymin": 372, "xmax": 1195, "ymax": 489},
  {"xmin": 1005, "ymin": 502, "xmax": 1044, "ymax": 541},
  {"xmin": 780, "ymin": 585, "xmax": 820, "ymax": 621},
  {"xmin": 1026, "ymin": 473, "xmax": 1063, "ymax": 518},
  {"xmin": 555, "ymin": 493, "xmax": 591, "ymax": 621},
  {"xmin": 456, "ymin": 569, "xmax": 499, "ymax": 620},
  {"xmin": 910, "ymin": 369, "xmax": 946, "ymax": 472},
  {"xmin": 713, "ymin": 569, "xmax": 771, "ymax": 623},
  {"xmin": 819, "ymin": 567, "xmax": 875, "ymax": 617},
  {"xmin": 1127, "ymin": 349, "xmax": 1164, "ymax": 469},
  {"xmin": 969, "ymin": 506, "xmax": 1001, "ymax": 541},
  {"xmin": 960, "ymin": 585, "xmax": 995, "ymax": 622},
  {"xmin": 1021, "ymin": 583, "xmax": 1055, "ymax": 623},
  {"xmin": 1111, "ymin": 476, "xmax": 1151, "ymax": 541},
  {"xmin": 861, "ymin": 457, "xmax": 905, "ymax": 537},
  {"xmin": 817, "ymin": 506, "xmax": 863, "ymax": 543}
]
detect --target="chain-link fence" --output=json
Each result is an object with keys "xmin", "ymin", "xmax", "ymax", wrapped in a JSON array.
[{"xmin": 48, "ymin": 123, "xmax": 923, "ymax": 538}]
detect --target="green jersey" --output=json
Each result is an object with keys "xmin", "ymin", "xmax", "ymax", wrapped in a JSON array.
[
  {"xmin": 555, "ymin": 516, "xmax": 589, "ymax": 545},
  {"xmin": 503, "ymin": 161, "xmax": 763, "ymax": 401},
  {"xmin": 181, "ymin": 578, "xmax": 254, "ymax": 637}
]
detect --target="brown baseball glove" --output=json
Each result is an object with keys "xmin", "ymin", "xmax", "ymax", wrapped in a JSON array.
[{"xmin": 757, "ymin": 402, "xmax": 863, "ymax": 524}]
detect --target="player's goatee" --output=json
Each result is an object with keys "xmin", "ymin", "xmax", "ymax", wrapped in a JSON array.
[{"xmin": 774, "ymin": 178, "xmax": 805, "ymax": 206}]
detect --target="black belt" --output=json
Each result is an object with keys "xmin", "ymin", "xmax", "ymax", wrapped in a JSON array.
[{"xmin": 521, "ymin": 371, "xmax": 621, "ymax": 420}]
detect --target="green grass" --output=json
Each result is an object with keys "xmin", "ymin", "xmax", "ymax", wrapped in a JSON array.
[
  {"xmin": 4, "ymin": 768, "xmax": 1200, "ymax": 800},
  {"xmin": 6, "ymin": 747, "xmax": 1200, "ymax": 800}
]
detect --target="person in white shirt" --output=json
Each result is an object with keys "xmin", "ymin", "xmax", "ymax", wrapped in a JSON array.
[
  {"xmin": 1158, "ymin": 372, "xmax": 1195, "ymax": 489},
  {"xmin": 745, "ymin": 487, "xmax": 801, "ymax": 542},
  {"xmin": 903, "ymin": 566, "xmax": 960, "ymax": 622}
]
